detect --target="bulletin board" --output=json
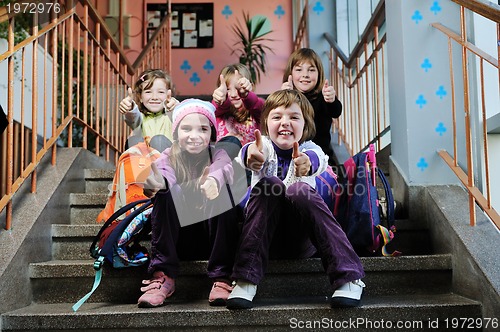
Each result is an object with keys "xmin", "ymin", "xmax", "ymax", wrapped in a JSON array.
[
  {"xmin": 170, "ymin": 3, "xmax": 214, "ymax": 48},
  {"xmin": 145, "ymin": 3, "xmax": 169, "ymax": 42}
]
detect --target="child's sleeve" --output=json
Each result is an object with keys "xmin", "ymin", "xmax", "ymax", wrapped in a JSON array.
[
  {"xmin": 301, "ymin": 141, "xmax": 328, "ymax": 176},
  {"xmin": 154, "ymin": 149, "xmax": 177, "ymax": 187},
  {"xmin": 123, "ymin": 104, "xmax": 142, "ymax": 130},
  {"xmin": 208, "ymin": 148, "xmax": 234, "ymax": 189},
  {"xmin": 242, "ymin": 91, "xmax": 264, "ymax": 123},
  {"xmin": 212, "ymin": 98, "xmax": 232, "ymax": 117}
]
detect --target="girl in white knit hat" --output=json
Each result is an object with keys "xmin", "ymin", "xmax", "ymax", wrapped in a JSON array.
[{"xmin": 138, "ymin": 99, "xmax": 243, "ymax": 308}]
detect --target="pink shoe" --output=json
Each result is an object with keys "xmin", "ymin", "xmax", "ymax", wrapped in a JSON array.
[
  {"xmin": 208, "ymin": 281, "xmax": 234, "ymax": 306},
  {"xmin": 137, "ymin": 271, "xmax": 175, "ymax": 308}
]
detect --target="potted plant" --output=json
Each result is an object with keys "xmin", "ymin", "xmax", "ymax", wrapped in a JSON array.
[{"xmin": 230, "ymin": 11, "xmax": 274, "ymax": 85}]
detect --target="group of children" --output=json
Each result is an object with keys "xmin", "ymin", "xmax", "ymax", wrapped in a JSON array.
[{"xmin": 117, "ymin": 48, "xmax": 366, "ymax": 310}]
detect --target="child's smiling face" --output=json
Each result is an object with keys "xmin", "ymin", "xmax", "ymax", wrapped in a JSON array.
[
  {"xmin": 267, "ymin": 103, "xmax": 304, "ymax": 150},
  {"xmin": 291, "ymin": 60, "xmax": 318, "ymax": 94},
  {"xmin": 177, "ymin": 113, "xmax": 211, "ymax": 154},
  {"xmin": 139, "ymin": 78, "xmax": 168, "ymax": 114}
]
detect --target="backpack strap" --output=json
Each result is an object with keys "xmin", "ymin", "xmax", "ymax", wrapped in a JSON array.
[
  {"xmin": 72, "ymin": 256, "xmax": 105, "ymax": 312},
  {"xmin": 376, "ymin": 168, "xmax": 401, "ymax": 256},
  {"xmin": 90, "ymin": 198, "xmax": 151, "ymax": 257},
  {"xmin": 74, "ymin": 199, "xmax": 152, "ymax": 312}
]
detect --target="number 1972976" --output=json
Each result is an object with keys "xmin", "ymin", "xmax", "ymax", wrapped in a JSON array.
[{"xmin": 7, "ymin": 2, "xmax": 61, "ymax": 15}]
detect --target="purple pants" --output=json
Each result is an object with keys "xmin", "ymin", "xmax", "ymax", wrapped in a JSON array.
[
  {"xmin": 148, "ymin": 185, "xmax": 241, "ymax": 280},
  {"xmin": 231, "ymin": 177, "xmax": 365, "ymax": 289}
]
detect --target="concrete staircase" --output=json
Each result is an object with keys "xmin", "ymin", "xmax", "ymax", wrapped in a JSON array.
[{"xmin": 0, "ymin": 167, "xmax": 484, "ymax": 331}]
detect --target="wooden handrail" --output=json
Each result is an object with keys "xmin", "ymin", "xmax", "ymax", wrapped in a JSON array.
[{"xmin": 451, "ymin": 0, "xmax": 500, "ymax": 23}]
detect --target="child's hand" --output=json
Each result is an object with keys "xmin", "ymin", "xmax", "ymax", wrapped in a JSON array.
[
  {"xmin": 119, "ymin": 87, "xmax": 135, "ymax": 114},
  {"xmin": 212, "ymin": 75, "xmax": 227, "ymax": 105},
  {"xmin": 322, "ymin": 80, "xmax": 336, "ymax": 103},
  {"xmin": 199, "ymin": 167, "xmax": 219, "ymax": 200},
  {"xmin": 236, "ymin": 71, "xmax": 252, "ymax": 98},
  {"xmin": 164, "ymin": 89, "xmax": 179, "ymax": 112},
  {"xmin": 281, "ymin": 75, "xmax": 293, "ymax": 90},
  {"xmin": 246, "ymin": 129, "xmax": 265, "ymax": 172},
  {"xmin": 292, "ymin": 142, "xmax": 311, "ymax": 177},
  {"xmin": 143, "ymin": 162, "xmax": 165, "ymax": 198}
]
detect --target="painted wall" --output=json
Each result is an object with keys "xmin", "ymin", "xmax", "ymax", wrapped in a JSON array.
[
  {"xmin": 101, "ymin": 0, "xmax": 294, "ymax": 96},
  {"xmin": 386, "ymin": 0, "xmax": 462, "ymax": 185}
]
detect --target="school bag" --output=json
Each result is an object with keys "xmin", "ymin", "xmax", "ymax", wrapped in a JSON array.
[
  {"xmin": 72, "ymin": 198, "xmax": 153, "ymax": 311},
  {"xmin": 315, "ymin": 165, "xmax": 339, "ymax": 214},
  {"xmin": 96, "ymin": 141, "xmax": 161, "ymax": 223},
  {"xmin": 333, "ymin": 144, "xmax": 401, "ymax": 257}
]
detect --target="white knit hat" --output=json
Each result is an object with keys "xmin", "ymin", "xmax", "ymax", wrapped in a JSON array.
[{"xmin": 172, "ymin": 99, "xmax": 217, "ymax": 140}]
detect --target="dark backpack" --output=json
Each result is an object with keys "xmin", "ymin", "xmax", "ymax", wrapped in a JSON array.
[
  {"xmin": 72, "ymin": 198, "xmax": 153, "ymax": 311},
  {"xmin": 333, "ymin": 145, "xmax": 401, "ymax": 257}
]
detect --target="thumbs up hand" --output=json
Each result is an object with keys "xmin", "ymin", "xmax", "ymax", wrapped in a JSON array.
[
  {"xmin": 246, "ymin": 129, "xmax": 265, "ymax": 172},
  {"xmin": 212, "ymin": 75, "xmax": 228, "ymax": 105},
  {"xmin": 164, "ymin": 89, "xmax": 179, "ymax": 112},
  {"xmin": 119, "ymin": 87, "xmax": 136, "ymax": 114},
  {"xmin": 281, "ymin": 75, "xmax": 293, "ymax": 90},
  {"xmin": 292, "ymin": 142, "xmax": 311, "ymax": 177},
  {"xmin": 199, "ymin": 166, "xmax": 219, "ymax": 200},
  {"xmin": 143, "ymin": 162, "xmax": 165, "ymax": 198},
  {"xmin": 236, "ymin": 70, "xmax": 252, "ymax": 98},
  {"xmin": 322, "ymin": 79, "xmax": 336, "ymax": 103}
]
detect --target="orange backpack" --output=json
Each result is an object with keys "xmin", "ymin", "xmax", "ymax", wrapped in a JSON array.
[{"xmin": 96, "ymin": 142, "xmax": 161, "ymax": 223}]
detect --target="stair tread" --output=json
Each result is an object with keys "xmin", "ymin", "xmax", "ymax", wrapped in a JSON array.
[
  {"xmin": 2, "ymin": 294, "xmax": 480, "ymax": 330},
  {"xmin": 30, "ymin": 255, "xmax": 453, "ymax": 278}
]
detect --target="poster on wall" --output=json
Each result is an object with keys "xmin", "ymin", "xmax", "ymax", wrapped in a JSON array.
[
  {"xmin": 145, "ymin": 3, "xmax": 213, "ymax": 48},
  {"xmin": 145, "ymin": 3, "xmax": 169, "ymax": 43},
  {"xmin": 171, "ymin": 3, "xmax": 213, "ymax": 48}
]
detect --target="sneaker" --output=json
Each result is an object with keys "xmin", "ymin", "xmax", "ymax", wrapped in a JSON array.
[
  {"xmin": 208, "ymin": 281, "xmax": 234, "ymax": 306},
  {"xmin": 226, "ymin": 281, "xmax": 257, "ymax": 310},
  {"xmin": 330, "ymin": 279, "xmax": 365, "ymax": 308},
  {"xmin": 137, "ymin": 271, "xmax": 175, "ymax": 308}
]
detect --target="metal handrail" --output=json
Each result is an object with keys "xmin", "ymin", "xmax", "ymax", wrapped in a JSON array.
[
  {"xmin": 320, "ymin": 0, "xmax": 499, "ymax": 230},
  {"xmin": 324, "ymin": 0, "xmax": 388, "ymax": 155},
  {"xmin": 0, "ymin": 0, "xmax": 171, "ymax": 230},
  {"xmin": 432, "ymin": 0, "xmax": 500, "ymax": 229}
]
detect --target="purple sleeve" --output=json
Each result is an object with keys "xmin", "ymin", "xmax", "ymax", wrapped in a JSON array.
[
  {"xmin": 208, "ymin": 148, "xmax": 234, "ymax": 188},
  {"xmin": 155, "ymin": 148, "xmax": 177, "ymax": 186},
  {"xmin": 304, "ymin": 150, "xmax": 320, "ymax": 174}
]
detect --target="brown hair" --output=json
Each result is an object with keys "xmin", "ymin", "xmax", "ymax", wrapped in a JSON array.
[
  {"xmin": 260, "ymin": 89, "xmax": 315, "ymax": 143},
  {"xmin": 282, "ymin": 48, "xmax": 325, "ymax": 97},
  {"xmin": 216, "ymin": 63, "xmax": 253, "ymax": 123},
  {"xmin": 133, "ymin": 69, "xmax": 174, "ymax": 114}
]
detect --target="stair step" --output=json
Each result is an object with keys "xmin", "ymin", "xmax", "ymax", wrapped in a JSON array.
[
  {"xmin": 29, "ymin": 255, "xmax": 453, "ymax": 304},
  {"xmin": 50, "ymin": 220, "xmax": 432, "ymax": 261},
  {"xmin": 69, "ymin": 193, "xmax": 108, "ymax": 224},
  {"xmin": 84, "ymin": 169, "xmax": 115, "ymax": 194},
  {"xmin": 1, "ymin": 294, "xmax": 481, "ymax": 331}
]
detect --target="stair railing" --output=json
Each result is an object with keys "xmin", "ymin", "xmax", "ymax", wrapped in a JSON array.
[
  {"xmin": 0, "ymin": 0, "xmax": 171, "ymax": 230},
  {"xmin": 323, "ymin": 0, "xmax": 499, "ymax": 230},
  {"xmin": 323, "ymin": 0, "xmax": 388, "ymax": 157},
  {"xmin": 431, "ymin": 0, "xmax": 500, "ymax": 229}
]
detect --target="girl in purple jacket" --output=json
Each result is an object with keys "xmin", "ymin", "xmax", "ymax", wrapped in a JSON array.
[{"xmin": 138, "ymin": 99, "xmax": 241, "ymax": 308}]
